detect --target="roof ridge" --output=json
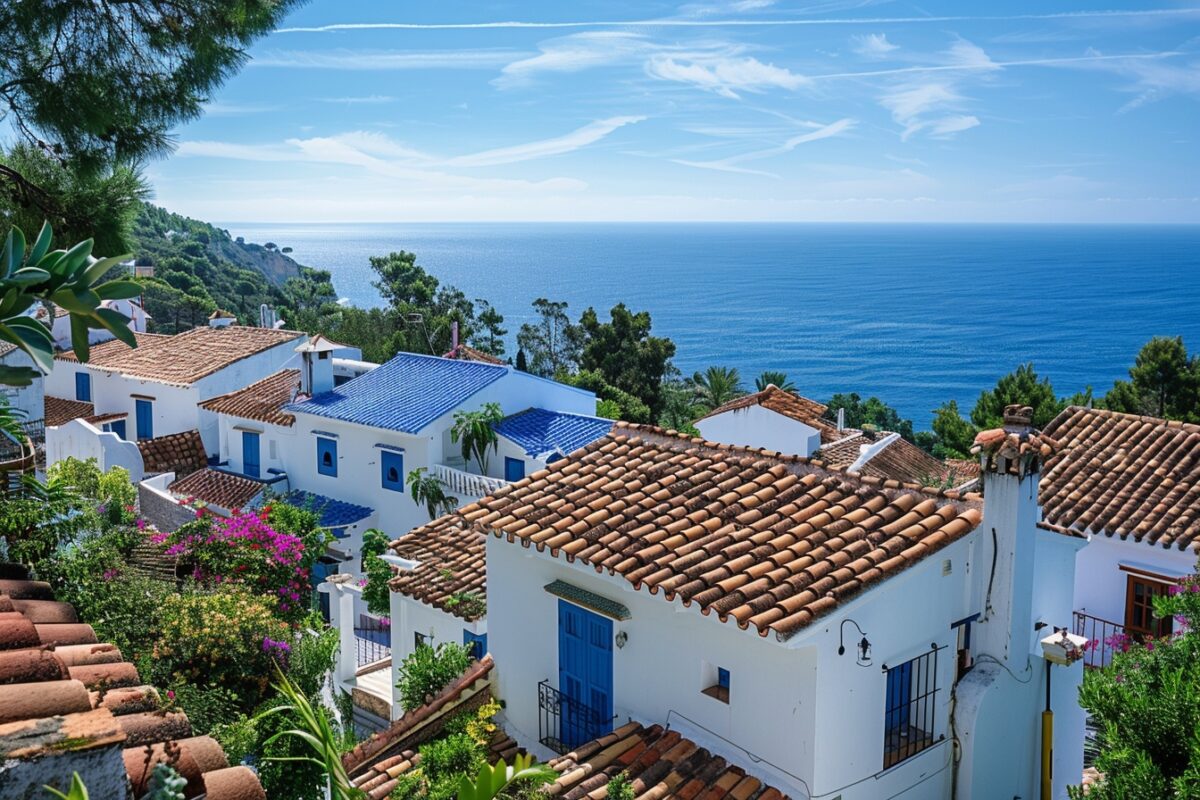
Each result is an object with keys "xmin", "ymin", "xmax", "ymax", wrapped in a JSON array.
[
  {"xmin": 612, "ymin": 421, "xmax": 981, "ymax": 504},
  {"xmin": 1052, "ymin": 404, "xmax": 1200, "ymax": 435}
]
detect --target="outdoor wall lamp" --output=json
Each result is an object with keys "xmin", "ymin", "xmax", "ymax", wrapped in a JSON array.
[
  {"xmin": 615, "ymin": 631, "xmax": 629, "ymax": 649},
  {"xmin": 838, "ymin": 619, "xmax": 872, "ymax": 667}
]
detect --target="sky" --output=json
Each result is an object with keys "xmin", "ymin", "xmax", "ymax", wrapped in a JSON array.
[{"xmin": 147, "ymin": 0, "xmax": 1200, "ymax": 223}]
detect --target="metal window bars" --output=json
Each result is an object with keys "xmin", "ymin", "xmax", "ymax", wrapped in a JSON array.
[
  {"xmin": 883, "ymin": 645, "xmax": 946, "ymax": 770},
  {"xmin": 538, "ymin": 680, "xmax": 613, "ymax": 755}
]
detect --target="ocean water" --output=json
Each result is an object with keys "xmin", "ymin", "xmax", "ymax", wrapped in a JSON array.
[{"xmin": 222, "ymin": 222, "xmax": 1200, "ymax": 429}]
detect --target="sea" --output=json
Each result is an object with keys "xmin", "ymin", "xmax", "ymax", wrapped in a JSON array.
[{"xmin": 221, "ymin": 222, "xmax": 1200, "ymax": 430}]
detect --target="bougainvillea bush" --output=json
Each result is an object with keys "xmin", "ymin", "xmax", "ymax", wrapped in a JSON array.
[{"xmin": 1072, "ymin": 575, "xmax": 1200, "ymax": 799}]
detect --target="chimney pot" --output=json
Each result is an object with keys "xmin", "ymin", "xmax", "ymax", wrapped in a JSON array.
[{"xmin": 1002, "ymin": 404, "xmax": 1033, "ymax": 428}]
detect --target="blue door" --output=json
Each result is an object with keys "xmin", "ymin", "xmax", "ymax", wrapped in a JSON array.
[
  {"xmin": 242, "ymin": 431, "xmax": 261, "ymax": 478},
  {"xmin": 558, "ymin": 600, "xmax": 613, "ymax": 749},
  {"xmin": 106, "ymin": 419, "xmax": 126, "ymax": 440},
  {"xmin": 75, "ymin": 372, "xmax": 91, "ymax": 402},
  {"xmin": 505, "ymin": 457, "xmax": 526, "ymax": 483},
  {"xmin": 135, "ymin": 399, "xmax": 153, "ymax": 440}
]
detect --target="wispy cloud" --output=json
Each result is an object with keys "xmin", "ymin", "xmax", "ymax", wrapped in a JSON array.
[
  {"xmin": 252, "ymin": 49, "xmax": 519, "ymax": 70},
  {"xmin": 203, "ymin": 102, "xmax": 281, "ymax": 115},
  {"xmin": 317, "ymin": 95, "xmax": 397, "ymax": 104},
  {"xmin": 851, "ymin": 33, "xmax": 898, "ymax": 58},
  {"xmin": 646, "ymin": 55, "xmax": 807, "ymax": 98},
  {"xmin": 495, "ymin": 32, "xmax": 652, "ymax": 88},
  {"xmin": 445, "ymin": 116, "xmax": 646, "ymax": 166},
  {"xmin": 1051, "ymin": 51, "xmax": 1200, "ymax": 111},
  {"xmin": 674, "ymin": 117, "xmax": 854, "ymax": 175}
]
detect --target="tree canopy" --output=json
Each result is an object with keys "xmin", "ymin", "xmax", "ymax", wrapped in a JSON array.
[
  {"xmin": 578, "ymin": 303, "xmax": 676, "ymax": 420},
  {"xmin": 824, "ymin": 392, "xmax": 916, "ymax": 442},
  {"xmin": 1104, "ymin": 336, "xmax": 1200, "ymax": 421}
]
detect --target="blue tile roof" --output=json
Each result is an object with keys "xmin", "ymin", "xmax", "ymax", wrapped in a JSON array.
[
  {"xmin": 278, "ymin": 490, "xmax": 373, "ymax": 530},
  {"xmin": 493, "ymin": 408, "xmax": 613, "ymax": 459},
  {"xmin": 285, "ymin": 351, "xmax": 508, "ymax": 433}
]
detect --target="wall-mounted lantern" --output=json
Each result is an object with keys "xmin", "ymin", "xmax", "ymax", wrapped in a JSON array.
[{"xmin": 838, "ymin": 619, "xmax": 872, "ymax": 667}]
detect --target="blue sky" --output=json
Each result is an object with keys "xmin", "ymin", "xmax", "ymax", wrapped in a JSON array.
[{"xmin": 147, "ymin": 1, "xmax": 1200, "ymax": 222}]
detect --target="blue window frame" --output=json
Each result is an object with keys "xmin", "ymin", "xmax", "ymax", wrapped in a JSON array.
[
  {"xmin": 242, "ymin": 431, "xmax": 261, "ymax": 478},
  {"xmin": 463, "ymin": 630, "xmax": 487, "ymax": 660},
  {"xmin": 883, "ymin": 648, "xmax": 941, "ymax": 769},
  {"xmin": 104, "ymin": 419, "xmax": 126, "ymax": 440},
  {"xmin": 135, "ymin": 399, "xmax": 153, "ymax": 440},
  {"xmin": 414, "ymin": 631, "xmax": 429, "ymax": 650},
  {"xmin": 381, "ymin": 450, "xmax": 404, "ymax": 492},
  {"xmin": 718, "ymin": 667, "xmax": 730, "ymax": 690},
  {"xmin": 316, "ymin": 436, "xmax": 337, "ymax": 477},
  {"xmin": 504, "ymin": 456, "xmax": 526, "ymax": 483},
  {"xmin": 74, "ymin": 372, "xmax": 91, "ymax": 402}
]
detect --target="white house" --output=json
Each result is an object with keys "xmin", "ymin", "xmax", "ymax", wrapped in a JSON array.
[
  {"xmin": 32, "ymin": 298, "xmax": 150, "ymax": 351},
  {"xmin": 357, "ymin": 406, "xmax": 1086, "ymax": 799},
  {"xmin": 1037, "ymin": 405, "xmax": 1200, "ymax": 666},
  {"xmin": 43, "ymin": 323, "xmax": 308, "ymax": 475},
  {"xmin": 0, "ymin": 343, "xmax": 44, "ymax": 428}
]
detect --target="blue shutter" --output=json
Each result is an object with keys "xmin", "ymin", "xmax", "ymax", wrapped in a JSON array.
[
  {"xmin": 557, "ymin": 600, "xmax": 614, "ymax": 749},
  {"xmin": 317, "ymin": 437, "xmax": 337, "ymax": 477},
  {"xmin": 135, "ymin": 399, "xmax": 153, "ymax": 440},
  {"xmin": 381, "ymin": 450, "xmax": 404, "ymax": 492},
  {"xmin": 107, "ymin": 419, "xmax": 126, "ymax": 440},
  {"xmin": 886, "ymin": 661, "xmax": 913, "ymax": 732},
  {"xmin": 504, "ymin": 457, "xmax": 526, "ymax": 483},
  {"xmin": 242, "ymin": 431, "xmax": 261, "ymax": 478},
  {"xmin": 75, "ymin": 372, "xmax": 91, "ymax": 402},
  {"xmin": 463, "ymin": 630, "xmax": 487, "ymax": 659}
]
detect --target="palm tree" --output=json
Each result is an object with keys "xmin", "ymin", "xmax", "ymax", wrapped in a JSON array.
[
  {"xmin": 692, "ymin": 366, "xmax": 746, "ymax": 412},
  {"xmin": 755, "ymin": 370, "xmax": 796, "ymax": 392},
  {"xmin": 408, "ymin": 468, "xmax": 459, "ymax": 520},
  {"xmin": 451, "ymin": 402, "xmax": 504, "ymax": 474}
]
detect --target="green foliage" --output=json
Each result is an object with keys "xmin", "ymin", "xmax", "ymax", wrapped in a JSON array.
[
  {"xmin": 143, "ymin": 763, "xmax": 188, "ymax": 800},
  {"xmin": 396, "ymin": 642, "xmax": 472, "ymax": 713},
  {"xmin": 606, "ymin": 772, "xmax": 635, "ymax": 800},
  {"xmin": 451, "ymin": 403, "xmax": 504, "ymax": 474},
  {"xmin": 824, "ymin": 392, "xmax": 915, "ymax": 442},
  {"xmin": 43, "ymin": 772, "xmax": 89, "ymax": 800},
  {"xmin": 210, "ymin": 714, "xmax": 259, "ymax": 765},
  {"xmin": 577, "ymin": 303, "xmax": 677, "ymax": 420},
  {"xmin": 1104, "ymin": 337, "xmax": 1200, "ymax": 421},
  {"xmin": 929, "ymin": 400, "xmax": 978, "ymax": 459},
  {"xmin": 691, "ymin": 366, "xmax": 746, "ymax": 412},
  {"xmin": 421, "ymin": 734, "xmax": 486, "ymax": 787},
  {"xmin": 657, "ymin": 376, "xmax": 702, "ymax": 435},
  {"xmin": 517, "ymin": 298, "xmax": 583, "ymax": 377},
  {"xmin": 0, "ymin": 465, "xmax": 101, "ymax": 568},
  {"xmin": 373, "ymin": 251, "xmax": 440, "ymax": 308},
  {"xmin": 970, "ymin": 363, "xmax": 1072, "ymax": 430},
  {"xmin": 755, "ymin": 371, "xmax": 796, "ymax": 392},
  {"xmin": 287, "ymin": 623, "xmax": 341, "ymax": 698},
  {"xmin": 1071, "ymin": 573, "xmax": 1200, "ymax": 799},
  {"xmin": 455, "ymin": 755, "xmax": 558, "ymax": 800},
  {"xmin": 389, "ymin": 773, "xmax": 425, "ymax": 800},
  {"xmin": 473, "ymin": 300, "xmax": 507, "ymax": 358},
  {"xmin": 409, "ymin": 468, "xmax": 459, "ymax": 521},
  {"xmin": 362, "ymin": 528, "xmax": 395, "ymax": 617},
  {"xmin": 0, "ymin": 221, "xmax": 139, "ymax": 386},
  {"xmin": 444, "ymin": 591, "xmax": 486, "ymax": 619},
  {"xmin": 561, "ymin": 369, "xmax": 651, "ymax": 423},
  {"xmin": 47, "ymin": 457, "xmax": 137, "ymax": 527},
  {"xmin": 170, "ymin": 683, "xmax": 244, "ymax": 737}
]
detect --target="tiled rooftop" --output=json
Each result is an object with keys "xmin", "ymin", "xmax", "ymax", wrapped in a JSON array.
[
  {"xmin": 698, "ymin": 386, "xmax": 839, "ymax": 443},
  {"xmin": 387, "ymin": 514, "xmax": 486, "ymax": 622},
  {"xmin": 198, "ymin": 369, "xmax": 300, "ymax": 427},
  {"xmin": 494, "ymin": 408, "xmax": 614, "ymax": 459},
  {"xmin": 287, "ymin": 351, "xmax": 508, "ymax": 433},
  {"xmin": 464, "ymin": 424, "xmax": 983, "ymax": 640},
  {"xmin": 170, "ymin": 468, "xmax": 266, "ymax": 511},
  {"xmin": 57, "ymin": 326, "xmax": 303, "ymax": 387},
  {"xmin": 0, "ymin": 562, "xmax": 264, "ymax": 799},
  {"xmin": 278, "ymin": 490, "xmax": 373, "ymax": 528},
  {"xmin": 443, "ymin": 343, "xmax": 505, "ymax": 365},
  {"xmin": 137, "ymin": 430, "xmax": 209, "ymax": 478},
  {"xmin": 547, "ymin": 722, "xmax": 790, "ymax": 800},
  {"xmin": 45, "ymin": 396, "xmax": 95, "ymax": 427},
  {"xmin": 818, "ymin": 431, "xmax": 950, "ymax": 486},
  {"xmin": 1041, "ymin": 405, "xmax": 1200, "ymax": 550}
]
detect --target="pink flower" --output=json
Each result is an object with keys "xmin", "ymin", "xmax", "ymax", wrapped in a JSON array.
[{"xmin": 166, "ymin": 690, "xmax": 175, "ymax": 701}]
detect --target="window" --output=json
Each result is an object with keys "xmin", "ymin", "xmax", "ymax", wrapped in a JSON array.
[
  {"xmin": 104, "ymin": 419, "xmax": 126, "ymax": 440},
  {"xmin": 75, "ymin": 372, "xmax": 91, "ymax": 402},
  {"xmin": 883, "ymin": 647, "xmax": 942, "ymax": 769},
  {"xmin": 414, "ymin": 631, "xmax": 429, "ymax": 650},
  {"xmin": 135, "ymin": 398, "xmax": 153, "ymax": 440},
  {"xmin": 316, "ymin": 436, "xmax": 337, "ymax": 477},
  {"xmin": 381, "ymin": 450, "xmax": 404, "ymax": 492},
  {"xmin": 1125, "ymin": 575, "xmax": 1172, "ymax": 640},
  {"xmin": 463, "ymin": 630, "xmax": 487, "ymax": 659},
  {"xmin": 702, "ymin": 664, "xmax": 730, "ymax": 704},
  {"xmin": 504, "ymin": 456, "xmax": 526, "ymax": 483}
]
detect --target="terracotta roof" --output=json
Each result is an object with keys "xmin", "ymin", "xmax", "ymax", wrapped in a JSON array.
[
  {"xmin": 0, "ymin": 342, "xmax": 16, "ymax": 358},
  {"xmin": 45, "ymin": 396, "xmax": 95, "ymax": 427},
  {"xmin": 972, "ymin": 405, "xmax": 1058, "ymax": 478},
  {"xmin": 465, "ymin": 423, "xmax": 982, "ymax": 641},
  {"xmin": 169, "ymin": 468, "xmax": 265, "ymax": 511},
  {"xmin": 817, "ymin": 432, "xmax": 955, "ymax": 487},
  {"xmin": 547, "ymin": 721, "xmax": 790, "ymax": 800},
  {"xmin": 138, "ymin": 430, "xmax": 208, "ymax": 477},
  {"xmin": 1040, "ymin": 405, "xmax": 1200, "ymax": 550},
  {"xmin": 698, "ymin": 386, "xmax": 826, "ymax": 427},
  {"xmin": 198, "ymin": 369, "xmax": 300, "ymax": 427},
  {"xmin": 57, "ymin": 326, "xmax": 303, "ymax": 386},
  {"xmin": 0, "ymin": 562, "xmax": 264, "ymax": 800},
  {"xmin": 444, "ymin": 343, "xmax": 505, "ymax": 365},
  {"xmin": 815, "ymin": 433, "xmax": 867, "ymax": 468},
  {"xmin": 387, "ymin": 515, "xmax": 487, "ymax": 622}
]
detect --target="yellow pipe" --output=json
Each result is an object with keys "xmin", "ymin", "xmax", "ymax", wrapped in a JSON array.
[{"xmin": 1041, "ymin": 709, "xmax": 1053, "ymax": 800}]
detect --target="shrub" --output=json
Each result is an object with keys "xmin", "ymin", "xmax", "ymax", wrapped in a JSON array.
[
  {"xmin": 396, "ymin": 642, "xmax": 471, "ymax": 713},
  {"xmin": 421, "ymin": 732, "xmax": 485, "ymax": 800},
  {"xmin": 46, "ymin": 457, "xmax": 137, "ymax": 528},
  {"xmin": 286, "ymin": 622, "xmax": 340, "ymax": 698},
  {"xmin": 607, "ymin": 773, "xmax": 635, "ymax": 800},
  {"xmin": 361, "ymin": 528, "xmax": 393, "ymax": 617},
  {"xmin": 254, "ymin": 693, "xmax": 330, "ymax": 800},
  {"xmin": 388, "ymin": 773, "xmax": 424, "ymax": 800},
  {"xmin": 153, "ymin": 586, "xmax": 292, "ymax": 707},
  {"xmin": 210, "ymin": 715, "xmax": 258, "ymax": 765}
]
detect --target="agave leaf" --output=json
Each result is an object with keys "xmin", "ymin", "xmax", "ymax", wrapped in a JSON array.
[
  {"xmin": 8, "ymin": 267, "xmax": 51, "ymax": 287},
  {"xmin": 95, "ymin": 280, "xmax": 142, "ymax": 301},
  {"xmin": 58, "ymin": 239, "xmax": 94, "ymax": 277},
  {"xmin": 0, "ymin": 319, "xmax": 55, "ymax": 373},
  {"xmin": 0, "ymin": 365, "xmax": 38, "ymax": 386},
  {"xmin": 94, "ymin": 307, "xmax": 137, "ymax": 347},
  {"xmin": 6, "ymin": 227, "xmax": 25, "ymax": 278},
  {"xmin": 27, "ymin": 222, "xmax": 53, "ymax": 265},
  {"xmin": 82, "ymin": 254, "xmax": 131, "ymax": 287},
  {"xmin": 70, "ymin": 316, "xmax": 91, "ymax": 363}
]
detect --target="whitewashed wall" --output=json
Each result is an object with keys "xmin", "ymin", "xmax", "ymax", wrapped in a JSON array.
[
  {"xmin": 695, "ymin": 405, "xmax": 824, "ymax": 457},
  {"xmin": 388, "ymin": 590, "xmax": 486, "ymax": 716},
  {"xmin": 1073, "ymin": 534, "xmax": 1196, "ymax": 628},
  {"xmin": 46, "ymin": 419, "xmax": 144, "ymax": 480},
  {"xmin": 0, "ymin": 349, "xmax": 43, "ymax": 423}
]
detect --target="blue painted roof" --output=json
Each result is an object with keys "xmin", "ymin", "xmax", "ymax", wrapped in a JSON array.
[
  {"xmin": 494, "ymin": 408, "xmax": 613, "ymax": 459},
  {"xmin": 278, "ymin": 490, "xmax": 373, "ymax": 529},
  {"xmin": 286, "ymin": 351, "xmax": 508, "ymax": 433}
]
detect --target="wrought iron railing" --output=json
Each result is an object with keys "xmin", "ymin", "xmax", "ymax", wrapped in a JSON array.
[
  {"xmin": 883, "ymin": 645, "xmax": 945, "ymax": 770},
  {"xmin": 538, "ymin": 680, "xmax": 613, "ymax": 755},
  {"xmin": 355, "ymin": 614, "xmax": 391, "ymax": 666},
  {"xmin": 1073, "ymin": 610, "xmax": 1125, "ymax": 669},
  {"xmin": 434, "ymin": 463, "xmax": 510, "ymax": 500}
]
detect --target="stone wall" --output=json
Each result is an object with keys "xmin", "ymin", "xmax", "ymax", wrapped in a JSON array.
[{"xmin": 138, "ymin": 477, "xmax": 195, "ymax": 533}]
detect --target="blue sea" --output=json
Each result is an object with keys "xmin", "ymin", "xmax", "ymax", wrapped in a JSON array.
[{"xmin": 222, "ymin": 222, "xmax": 1200, "ymax": 429}]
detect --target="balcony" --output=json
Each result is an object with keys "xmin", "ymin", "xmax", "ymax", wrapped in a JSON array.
[
  {"xmin": 1073, "ymin": 610, "xmax": 1125, "ymax": 669},
  {"xmin": 538, "ymin": 680, "xmax": 613, "ymax": 755},
  {"xmin": 433, "ymin": 463, "xmax": 510, "ymax": 500}
]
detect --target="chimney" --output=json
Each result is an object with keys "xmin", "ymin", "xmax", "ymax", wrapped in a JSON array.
[
  {"xmin": 836, "ymin": 407, "xmax": 845, "ymax": 432},
  {"xmin": 451, "ymin": 321, "xmax": 459, "ymax": 352},
  {"xmin": 208, "ymin": 309, "xmax": 235, "ymax": 328},
  {"xmin": 296, "ymin": 336, "xmax": 336, "ymax": 397}
]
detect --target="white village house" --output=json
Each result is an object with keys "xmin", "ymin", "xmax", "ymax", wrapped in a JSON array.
[{"xmin": 335, "ymin": 405, "xmax": 1089, "ymax": 798}]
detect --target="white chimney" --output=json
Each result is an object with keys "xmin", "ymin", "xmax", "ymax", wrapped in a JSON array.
[
  {"xmin": 295, "ymin": 335, "xmax": 338, "ymax": 396},
  {"xmin": 209, "ymin": 310, "xmax": 235, "ymax": 328},
  {"xmin": 836, "ymin": 407, "xmax": 845, "ymax": 432}
]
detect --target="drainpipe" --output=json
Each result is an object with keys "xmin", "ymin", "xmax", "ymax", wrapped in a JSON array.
[{"xmin": 1041, "ymin": 660, "xmax": 1053, "ymax": 800}]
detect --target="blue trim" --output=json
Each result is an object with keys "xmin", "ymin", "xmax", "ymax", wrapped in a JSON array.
[
  {"xmin": 558, "ymin": 599, "xmax": 614, "ymax": 749},
  {"xmin": 312, "ymin": 430, "xmax": 340, "ymax": 439},
  {"xmin": 105, "ymin": 419, "xmax": 126, "ymax": 440},
  {"xmin": 242, "ymin": 430, "xmax": 261, "ymax": 478},
  {"xmin": 374, "ymin": 443, "xmax": 406, "ymax": 453},
  {"xmin": 135, "ymin": 398, "xmax": 153, "ymax": 440},
  {"xmin": 717, "ymin": 667, "xmax": 730, "ymax": 690},
  {"xmin": 463, "ymin": 630, "xmax": 487, "ymax": 659},
  {"xmin": 317, "ymin": 436, "xmax": 338, "ymax": 477},
  {"xmin": 504, "ymin": 456, "xmax": 526, "ymax": 483},
  {"xmin": 75, "ymin": 372, "xmax": 91, "ymax": 402},
  {"xmin": 381, "ymin": 450, "xmax": 404, "ymax": 492}
]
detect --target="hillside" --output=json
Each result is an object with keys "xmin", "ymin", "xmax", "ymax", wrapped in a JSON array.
[{"xmin": 130, "ymin": 204, "xmax": 335, "ymax": 333}]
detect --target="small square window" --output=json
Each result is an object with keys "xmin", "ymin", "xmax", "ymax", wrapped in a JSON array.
[
  {"xmin": 381, "ymin": 450, "xmax": 404, "ymax": 492},
  {"xmin": 316, "ymin": 436, "xmax": 337, "ymax": 477},
  {"xmin": 702, "ymin": 666, "xmax": 730, "ymax": 704},
  {"xmin": 414, "ymin": 631, "xmax": 430, "ymax": 650}
]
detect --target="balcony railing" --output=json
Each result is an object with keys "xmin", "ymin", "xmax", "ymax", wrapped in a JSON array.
[
  {"xmin": 433, "ymin": 463, "xmax": 510, "ymax": 499},
  {"xmin": 538, "ymin": 680, "xmax": 613, "ymax": 755},
  {"xmin": 1073, "ymin": 610, "xmax": 1125, "ymax": 669},
  {"xmin": 355, "ymin": 614, "xmax": 391, "ymax": 667}
]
